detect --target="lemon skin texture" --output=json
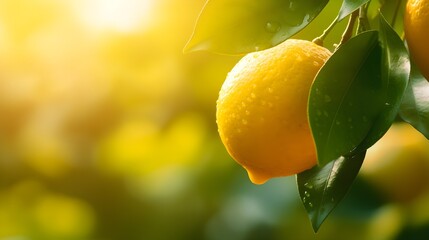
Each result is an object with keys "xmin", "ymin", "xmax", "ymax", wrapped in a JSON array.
[
  {"xmin": 216, "ymin": 39, "xmax": 331, "ymax": 184},
  {"xmin": 404, "ymin": 0, "xmax": 429, "ymax": 80}
]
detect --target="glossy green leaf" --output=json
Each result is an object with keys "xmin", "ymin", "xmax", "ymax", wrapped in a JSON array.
[
  {"xmin": 379, "ymin": 0, "xmax": 406, "ymax": 34},
  {"xmin": 400, "ymin": 64, "xmax": 429, "ymax": 139},
  {"xmin": 184, "ymin": 0, "xmax": 329, "ymax": 55},
  {"xmin": 297, "ymin": 151, "xmax": 366, "ymax": 232},
  {"xmin": 355, "ymin": 14, "xmax": 410, "ymax": 150},
  {"xmin": 309, "ymin": 31, "xmax": 383, "ymax": 166},
  {"xmin": 338, "ymin": 0, "xmax": 370, "ymax": 21}
]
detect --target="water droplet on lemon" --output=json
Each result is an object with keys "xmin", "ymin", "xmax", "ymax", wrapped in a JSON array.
[{"xmin": 265, "ymin": 22, "xmax": 281, "ymax": 33}]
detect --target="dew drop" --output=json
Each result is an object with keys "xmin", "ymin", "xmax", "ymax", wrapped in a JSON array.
[
  {"xmin": 308, "ymin": 202, "xmax": 313, "ymax": 208},
  {"xmin": 385, "ymin": 102, "xmax": 390, "ymax": 106},
  {"xmin": 324, "ymin": 95, "xmax": 332, "ymax": 103},
  {"xmin": 313, "ymin": 61, "xmax": 320, "ymax": 67},
  {"xmin": 323, "ymin": 111, "xmax": 329, "ymax": 117},
  {"xmin": 304, "ymin": 183, "xmax": 314, "ymax": 189},
  {"xmin": 245, "ymin": 110, "xmax": 250, "ymax": 115},
  {"xmin": 265, "ymin": 22, "xmax": 281, "ymax": 33},
  {"xmin": 315, "ymin": 88, "xmax": 321, "ymax": 94},
  {"xmin": 303, "ymin": 197, "xmax": 307, "ymax": 203},
  {"xmin": 331, "ymin": 197, "xmax": 335, "ymax": 202},
  {"xmin": 303, "ymin": 51, "xmax": 311, "ymax": 58},
  {"xmin": 304, "ymin": 191, "xmax": 310, "ymax": 197}
]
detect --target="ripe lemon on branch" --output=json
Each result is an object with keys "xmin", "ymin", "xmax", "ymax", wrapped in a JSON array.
[
  {"xmin": 216, "ymin": 39, "xmax": 331, "ymax": 184},
  {"xmin": 361, "ymin": 123, "xmax": 429, "ymax": 204},
  {"xmin": 404, "ymin": 0, "xmax": 429, "ymax": 80}
]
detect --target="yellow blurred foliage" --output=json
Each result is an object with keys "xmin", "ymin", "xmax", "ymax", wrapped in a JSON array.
[
  {"xmin": 0, "ymin": 181, "xmax": 95, "ymax": 239},
  {"xmin": 18, "ymin": 130, "xmax": 74, "ymax": 177},
  {"xmin": 0, "ymin": 0, "xmax": 232, "ymax": 238},
  {"xmin": 32, "ymin": 194, "xmax": 95, "ymax": 239},
  {"xmin": 96, "ymin": 113, "xmax": 208, "ymax": 177}
]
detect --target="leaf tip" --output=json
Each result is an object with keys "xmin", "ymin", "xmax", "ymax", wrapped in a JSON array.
[
  {"xmin": 185, "ymin": 42, "xmax": 212, "ymax": 54},
  {"xmin": 183, "ymin": 34, "xmax": 212, "ymax": 53},
  {"xmin": 183, "ymin": 38, "xmax": 198, "ymax": 54},
  {"xmin": 311, "ymin": 220, "xmax": 322, "ymax": 233}
]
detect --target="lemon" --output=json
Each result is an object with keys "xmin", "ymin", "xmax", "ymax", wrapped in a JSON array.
[
  {"xmin": 361, "ymin": 123, "xmax": 429, "ymax": 203},
  {"xmin": 404, "ymin": 0, "xmax": 429, "ymax": 80},
  {"xmin": 216, "ymin": 39, "xmax": 331, "ymax": 184}
]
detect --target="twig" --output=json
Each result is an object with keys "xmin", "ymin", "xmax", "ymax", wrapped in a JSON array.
[
  {"xmin": 313, "ymin": 16, "xmax": 339, "ymax": 46},
  {"xmin": 357, "ymin": 3, "xmax": 370, "ymax": 33},
  {"xmin": 335, "ymin": 10, "xmax": 359, "ymax": 51}
]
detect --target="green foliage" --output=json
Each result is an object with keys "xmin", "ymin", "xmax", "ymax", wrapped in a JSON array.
[
  {"xmin": 378, "ymin": 0, "xmax": 406, "ymax": 34},
  {"xmin": 355, "ymin": 14, "xmax": 410, "ymax": 151},
  {"xmin": 400, "ymin": 64, "xmax": 429, "ymax": 139},
  {"xmin": 187, "ymin": 0, "xmax": 427, "ymax": 234},
  {"xmin": 338, "ymin": 0, "xmax": 370, "ymax": 21},
  {"xmin": 184, "ymin": 0, "xmax": 328, "ymax": 54},
  {"xmin": 309, "ymin": 31, "xmax": 382, "ymax": 166},
  {"xmin": 297, "ymin": 151, "xmax": 366, "ymax": 232}
]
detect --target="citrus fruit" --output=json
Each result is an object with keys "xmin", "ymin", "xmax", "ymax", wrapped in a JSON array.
[
  {"xmin": 404, "ymin": 0, "xmax": 429, "ymax": 80},
  {"xmin": 361, "ymin": 123, "xmax": 429, "ymax": 203},
  {"xmin": 216, "ymin": 39, "xmax": 331, "ymax": 184}
]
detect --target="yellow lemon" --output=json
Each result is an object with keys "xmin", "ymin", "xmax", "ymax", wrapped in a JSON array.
[
  {"xmin": 361, "ymin": 123, "xmax": 429, "ymax": 203},
  {"xmin": 216, "ymin": 39, "xmax": 331, "ymax": 184},
  {"xmin": 404, "ymin": 0, "xmax": 429, "ymax": 80}
]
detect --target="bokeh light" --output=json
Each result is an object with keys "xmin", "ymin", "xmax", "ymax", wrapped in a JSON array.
[{"xmin": 0, "ymin": 0, "xmax": 428, "ymax": 239}]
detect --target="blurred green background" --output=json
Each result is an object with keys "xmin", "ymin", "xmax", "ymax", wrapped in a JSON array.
[{"xmin": 1, "ymin": 0, "xmax": 429, "ymax": 239}]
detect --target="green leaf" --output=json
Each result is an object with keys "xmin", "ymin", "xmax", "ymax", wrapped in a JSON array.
[
  {"xmin": 379, "ymin": 0, "xmax": 406, "ymax": 34},
  {"xmin": 338, "ymin": 0, "xmax": 370, "ymax": 21},
  {"xmin": 309, "ymin": 31, "xmax": 383, "ymax": 166},
  {"xmin": 400, "ymin": 64, "xmax": 429, "ymax": 139},
  {"xmin": 355, "ymin": 13, "xmax": 410, "ymax": 150},
  {"xmin": 297, "ymin": 151, "xmax": 366, "ymax": 232},
  {"xmin": 184, "ymin": 0, "xmax": 329, "ymax": 55}
]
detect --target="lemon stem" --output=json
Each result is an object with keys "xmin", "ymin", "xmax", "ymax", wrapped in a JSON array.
[
  {"xmin": 357, "ymin": 4, "xmax": 370, "ymax": 33},
  {"xmin": 335, "ymin": 10, "xmax": 359, "ymax": 51},
  {"xmin": 312, "ymin": 16, "xmax": 339, "ymax": 47},
  {"xmin": 391, "ymin": 0, "xmax": 404, "ymax": 29}
]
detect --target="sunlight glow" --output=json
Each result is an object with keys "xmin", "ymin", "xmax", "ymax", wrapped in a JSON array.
[{"xmin": 74, "ymin": 0, "xmax": 155, "ymax": 33}]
